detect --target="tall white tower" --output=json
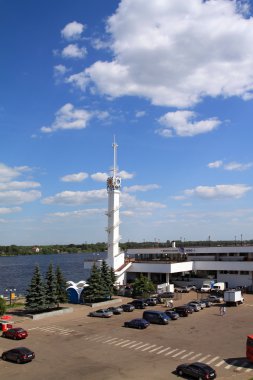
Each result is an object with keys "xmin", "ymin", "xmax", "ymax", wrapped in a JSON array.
[{"xmin": 106, "ymin": 139, "xmax": 125, "ymax": 273}]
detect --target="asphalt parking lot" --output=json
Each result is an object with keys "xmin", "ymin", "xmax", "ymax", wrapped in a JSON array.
[{"xmin": 1, "ymin": 292, "xmax": 253, "ymax": 380}]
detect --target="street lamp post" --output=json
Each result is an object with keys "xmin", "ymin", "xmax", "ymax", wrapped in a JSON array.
[{"xmin": 5, "ymin": 288, "xmax": 16, "ymax": 306}]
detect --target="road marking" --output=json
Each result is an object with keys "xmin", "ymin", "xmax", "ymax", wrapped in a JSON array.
[
  {"xmin": 181, "ymin": 351, "xmax": 194, "ymax": 359},
  {"xmin": 164, "ymin": 348, "xmax": 179, "ymax": 356},
  {"xmin": 103, "ymin": 338, "xmax": 118, "ymax": 343},
  {"xmin": 134, "ymin": 343, "xmax": 150, "ymax": 350},
  {"xmin": 198, "ymin": 354, "xmax": 211, "ymax": 362},
  {"xmin": 141, "ymin": 344, "xmax": 156, "ymax": 352},
  {"xmin": 115, "ymin": 339, "xmax": 130, "ymax": 346},
  {"xmin": 92, "ymin": 336, "xmax": 107, "ymax": 342},
  {"xmin": 121, "ymin": 341, "xmax": 136, "ymax": 348},
  {"xmin": 206, "ymin": 356, "xmax": 220, "ymax": 365},
  {"xmin": 156, "ymin": 347, "xmax": 171, "ymax": 355},
  {"xmin": 172, "ymin": 349, "xmax": 186, "ymax": 357},
  {"xmin": 187, "ymin": 353, "xmax": 202, "ymax": 360},
  {"xmin": 234, "ymin": 361, "xmax": 251, "ymax": 372},
  {"xmin": 148, "ymin": 346, "xmax": 164, "ymax": 353},
  {"xmin": 128, "ymin": 341, "xmax": 144, "ymax": 348},
  {"xmin": 215, "ymin": 360, "xmax": 225, "ymax": 367},
  {"xmin": 108, "ymin": 338, "xmax": 124, "ymax": 345}
]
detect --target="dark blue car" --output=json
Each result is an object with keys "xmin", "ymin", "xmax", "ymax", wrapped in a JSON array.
[{"xmin": 124, "ymin": 318, "xmax": 150, "ymax": 329}]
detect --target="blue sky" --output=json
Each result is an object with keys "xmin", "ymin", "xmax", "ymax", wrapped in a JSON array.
[{"xmin": 1, "ymin": 0, "xmax": 253, "ymax": 245}]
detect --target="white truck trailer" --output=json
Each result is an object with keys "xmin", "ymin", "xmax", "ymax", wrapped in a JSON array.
[
  {"xmin": 224, "ymin": 290, "xmax": 244, "ymax": 306},
  {"xmin": 212, "ymin": 282, "xmax": 226, "ymax": 292}
]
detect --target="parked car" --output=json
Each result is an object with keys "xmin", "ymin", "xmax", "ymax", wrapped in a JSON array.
[
  {"xmin": 201, "ymin": 298, "xmax": 213, "ymax": 307},
  {"xmin": 88, "ymin": 309, "xmax": 113, "ymax": 318},
  {"xmin": 182, "ymin": 304, "xmax": 194, "ymax": 313},
  {"xmin": 173, "ymin": 306, "xmax": 189, "ymax": 317},
  {"xmin": 164, "ymin": 310, "xmax": 180, "ymax": 320},
  {"xmin": 121, "ymin": 304, "xmax": 135, "ymax": 312},
  {"xmin": 145, "ymin": 298, "xmax": 157, "ymax": 306},
  {"xmin": 143, "ymin": 310, "xmax": 170, "ymax": 325},
  {"xmin": 1, "ymin": 347, "xmax": 35, "ymax": 364},
  {"xmin": 176, "ymin": 362, "xmax": 216, "ymax": 379},
  {"xmin": 190, "ymin": 300, "xmax": 206, "ymax": 309},
  {"xmin": 128, "ymin": 299, "xmax": 146, "ymax": 309},
  {"xmin": 207, "ymin": 295, "xmax": 223, "ymax": 303},
  {"xmin": 106, "ymin": 306, "xmax": 123, "ymax": 315},
  {"xmin": 187, "ymin": 302, "xmax": 201, "ymax": 312},
  {"xmin": 124, "ymin": 318, "xmax": 150, "ymax": 329},
  {"xmin": 2, "ymin": 328, "xmax": 28, "ymax": 340}
]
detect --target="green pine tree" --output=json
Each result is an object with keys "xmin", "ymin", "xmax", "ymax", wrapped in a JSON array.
[
  {"xmin": 100, "ymin": 260, "xmax": 113, "ymax": 299},
  {"xmin": 110, "ymin": 267, "xmax": 117, "ymax": 296},
  {"xmin": 55, "ymin": 265, "xmax": 68, "ymax": 306},
  {"xmin": 25, "ymin": 265, "xmax": 45, "ymax": 311},
  {"xmin": 44, "ymin": 263, "xmax": 58, "ymax": 309},
  {"xmin": 85, "ymin": 263, "xmax": 103, "ymax": 302}
]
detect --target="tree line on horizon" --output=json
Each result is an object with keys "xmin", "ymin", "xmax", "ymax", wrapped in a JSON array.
[{"xmin": 0, "ymin": 239, "xmax": 251, "ymax": 256}]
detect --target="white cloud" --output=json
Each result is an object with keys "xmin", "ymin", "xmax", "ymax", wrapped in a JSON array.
[
  {"xmin": 224, "ymin": 161, "xmax": 253, "ymax": 171},
  {"xmin": 65, "ymin": 71, "xmax": 89, "ymax": 91},
  {"xmin": 91, "ymin": 172, "xmax": 108, "ymax": 182},
  {"xmin": 79, "ymin": 0, "xmax": 253, "ymax": 108},
  {"xmin": 124, "ymin": 184, "xmax": 160, "ymax": 192},
  {"xmin": 0, "ymin": 163, "xmax": 31, "ymax": 182},
  {"xmin": 184, "ymin": 184, "xmax": 252, "ymax": 199},
  {"xmin": 48, "ymin": 208, "xmax": 105, "ymax": 218},
  {"xmin": 157, "ymin": 110, "xmax": 221, "ymax": 137},
  {"xmin": 118, "ymin": 170, "xmax": 134, "ymax": 179},
  {"xmin": 61, "ymin": 21, "xmax": 85, "ymax": 40},
  {"xmin": 54, "ymin": 64, "xmax": 69, "ymax": 77},
  {"xmin": 0, "ymin": 207, "xmax": 22, "ymax": 215},
  {"xmin": 121, "ymin": 192, "xmax": 166, "ymax": 210},
  {"xmin": 42, "ymin": 189, "xmax": 107, "ymax": 205},
  {"xmin": 61, "ymin": 172, "xmax": 88, "ymax": 182},
  {"xmin": 208, "ymin": 160, "xmax": 253, "ymax": 171},
  {"xmin": 62, "ymin": 44, "xmax": 87, "ymax": 59},
  {"xmin": 208, "ymin": 160, "xmax": 223, "ymax": 169},
  {"xmin": 0, "ymin": 181, "xmax": 40, "ymax": 190},
  {"xmin": 0, "ymin": 190, "xmax": 41, "ymax": 205},
  {"xmin": 136, "ymin": 111, "xmax": 146, "ymax": 118},
  {"xmin": 41, "ymin": 103, "xmax": 93, "ymax": 133}
]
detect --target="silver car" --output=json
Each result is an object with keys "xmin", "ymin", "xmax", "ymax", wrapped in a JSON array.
[
  {"xmin": 88, "ymin": 309, "xmax": 113, "ymax": 318},
  {"xmin": 187, "ymin": 302, "xmax": 201, "ymax": 312}
]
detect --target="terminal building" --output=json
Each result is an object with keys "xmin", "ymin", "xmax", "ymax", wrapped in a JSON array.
[{"xmin": 84, "ymin": 141, "xmax": 253, "ymax": 291}]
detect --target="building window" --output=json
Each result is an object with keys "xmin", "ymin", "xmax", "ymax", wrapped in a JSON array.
[{"xmin": 240, "ymin": 271, "xmax": 249, "ymax": 275}]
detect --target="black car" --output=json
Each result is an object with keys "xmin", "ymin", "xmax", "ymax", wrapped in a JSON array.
[
  {"xmin": 124, "ymin": 318, "xmax": 150, "ymax": 329},
  {"xmin": 176, "ymin": 362, "xmax": 216, "ymax": 379},
  {"xmin": 2, "ymin": 347, "xmax": 35, "ymax": 364},
  {"xmin": 164, "ymin": 310, "xmax": 180, "ymax": 320},
  {"xmin": 128, "ymin": 299, "xmax": 146, "ymax": 309},
  {"xmin": 173, "ymin": 306, "xmax": 189, "ymax": 317},
  {"xmin": 121, "ymin": 304, "xmax": 135, "ymax": 312}
]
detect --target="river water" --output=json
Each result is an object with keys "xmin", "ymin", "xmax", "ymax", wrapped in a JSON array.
[{"xmin": 0, "ymin": 252, "xmax": 107, "ymax": 296}]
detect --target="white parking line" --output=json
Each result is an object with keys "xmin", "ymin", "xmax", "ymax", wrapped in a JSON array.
[
  {"xmin": 172, "ymin": 350, "xmax": 186, "ymax": 358},
  {"xmin": 206, "ymin": 356, "xmax": 220, "ymax": 365},
  {"xmin": 198, "ymin": 354, "xmax": 211, "ymax": 362},
  {"xmin": 115, "ymin": 339, "xmax": 130, "ymax": 346},
  {"xmin": 128, "ymin": 342, "xmax": 144, "ymax": 348},
  {"xmin": 181, "ymin": 351, "xmax": 194, "ymax": 359},
  {"xmin": 187, "ymin": 353, "xmax": 202, "ymax": 360},
  {"xmin": 121, "ymin": 341, "xmax": 136, "ymax": 348},
  {"xmin": 141, "ymin": 344, "xmax": 156, "ymax": 352},
  {"xmin": 108, "ymin": 338, "xmax": 124, "ymax": 345},
  {"xmin": 92, "ymin": 336, "xmax": 107, "ymax": 342},
  {"xmin": 156, "ymin": 347, "xmax": 171, "ymax": 355},
  {"xmin": 148, "ymin": 346, "xmax": 164, "ymax": 353},
  {"xmin": 215, "ymin": 360, "xmax": 225, "ymax": 367},
  {"xmin": 103, "ymin": 338, "xmax": 118, "ymax": 343},
  {"xmin": 134, "ymin": 343, "xmax": 150, "ymax": 350},
  {"xmin": 164, "ymin": 348, "xmax": 179, "ymax": 356},
  {"xmin": 235, "ymin": 361, "xmax": 251, "ymax": 372}
]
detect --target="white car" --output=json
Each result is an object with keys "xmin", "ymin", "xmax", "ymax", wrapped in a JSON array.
[{"xmin": 88, "ymin": 309, "xmax": 113, "ymax": 318}]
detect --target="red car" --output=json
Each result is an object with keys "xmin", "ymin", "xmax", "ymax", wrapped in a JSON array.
[{"xmin": 2, "ymin": 328, "xmax": 28, "ymax": 340}]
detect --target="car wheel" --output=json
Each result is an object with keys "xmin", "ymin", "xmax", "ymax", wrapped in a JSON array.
[
  {"xmin": 138, "ymin": 325, "xmax": 142, "ymax": 329},
  {"xmin": 198, "ymin": 377, "xmax": 204, "ymax": 380},
  {"xmin": 177, "ymin": 369, "xmax": 183, "ymax": 377},
  {"xmin": 16, "ymin": 358, "xmax": 21, "ymax": 364},
  {"xmin": 13, "ymin": 336, "xmax": 17, "ymax": 340},
  {"xmin": 2, "ymin": 354, "xmax": 7, "ymax": 361}
]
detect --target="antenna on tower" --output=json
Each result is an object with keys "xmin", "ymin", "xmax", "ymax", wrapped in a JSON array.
[{"xmin": 112, "ymin": 136, "xmax": 118, "ymax": 177}]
